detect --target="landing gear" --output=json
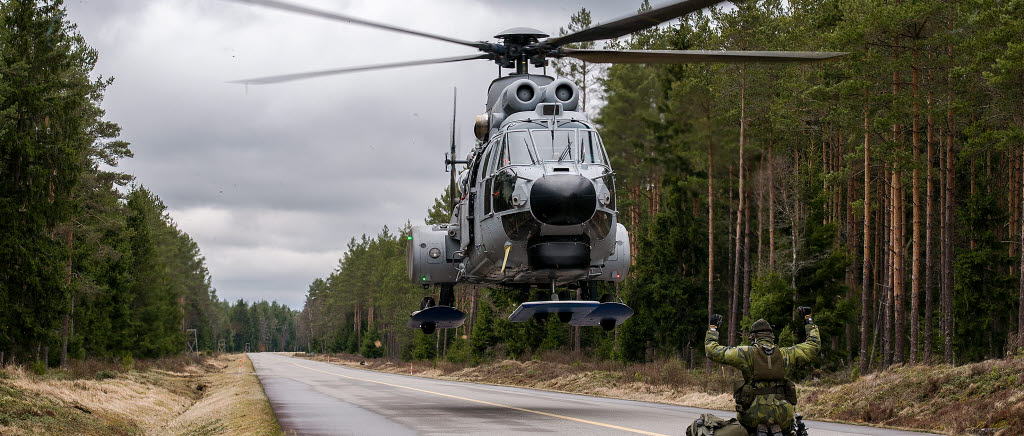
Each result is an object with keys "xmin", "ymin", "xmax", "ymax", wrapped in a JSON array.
[
  {"xmin": 507, "ymin": 282, "xmax": 633, "ymax": 329},
  {"xmin": 408, "ymin": 283, "xmax": 466, "ymax": 334},
  {"xmin": 421, "ymin": 322, "xmax": 436, "ymax": 335},
  {"xmin": 439, "ymin": 283, "xmax": 455, "ymax": 307},
  {"xmin": 578, "ymin": 281, "xmax": 593, "ymax": 301}
]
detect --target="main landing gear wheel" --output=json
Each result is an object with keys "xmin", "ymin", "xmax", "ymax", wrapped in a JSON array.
[
  {"xmin": 599, "ymin": 293, "xmax": 615, "ymax": 303},
  {"xmin": 421, "ymin": 322, "xmax": 436, "ymax": 335},
  {"xmin": 419, "ymin": 297, "xmax": 438, "ymax": 334},
  {"xmin": 600, "ymin": 318, "xmax": 616, "ymax": 331}
]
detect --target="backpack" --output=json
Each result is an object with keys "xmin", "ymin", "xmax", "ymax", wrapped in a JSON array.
[{"xmin": 686, "ymin": 413, "xmax": 749, "ymax": 436}]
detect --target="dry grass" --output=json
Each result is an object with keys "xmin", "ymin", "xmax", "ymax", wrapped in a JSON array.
[
  {"xmin": 801, "ymin": 356, "xmax": 1024, "ymax": 435},
  {"xmin": 0, "ymin": 353, "xmax": 281, "ymax": 436},
  {"xmin": 158, "ymin": 354, "xmax": 280, "ymax": 436}
]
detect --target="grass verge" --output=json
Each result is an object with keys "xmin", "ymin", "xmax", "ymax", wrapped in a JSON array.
[{"xmin": 0, "ymin": 353, "xmax": 280, "ymax": 436}]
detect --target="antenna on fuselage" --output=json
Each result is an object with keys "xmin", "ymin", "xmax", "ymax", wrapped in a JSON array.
[{"xmin": 448, "ymin": 88, "xmax": 457, "ymax": 210}]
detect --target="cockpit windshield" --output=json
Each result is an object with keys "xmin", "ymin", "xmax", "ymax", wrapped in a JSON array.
[
  {"xmin": 501, "ymin": 121, "xmax": 609, "ymax": 166},
  {"xmin": 501, "ymin": 131, "xmax": 536, "ymax": 166},
  {"xmin": 532, "ymin": 130, "xmax": 575, "ymax": 162}
]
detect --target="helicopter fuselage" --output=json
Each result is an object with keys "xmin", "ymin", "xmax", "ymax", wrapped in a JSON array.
[{"xmin": 408, "ymin": 75, "xmax": 630, "ymax": 289}]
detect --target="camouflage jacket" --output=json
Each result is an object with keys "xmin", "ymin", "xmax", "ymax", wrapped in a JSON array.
[{"xmin": 704, "ymin": 324, "xmax": 820, "ymax": 379}]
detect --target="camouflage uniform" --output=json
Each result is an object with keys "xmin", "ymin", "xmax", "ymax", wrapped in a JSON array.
[{"xmin": 704, "ymin": 322, "xmax": 820, "ymax": 432}]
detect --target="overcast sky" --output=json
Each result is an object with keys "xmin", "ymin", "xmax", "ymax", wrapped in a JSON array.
[{"xmin": 64, "ymin": 0, "xmax": 640, "ymax": 309}]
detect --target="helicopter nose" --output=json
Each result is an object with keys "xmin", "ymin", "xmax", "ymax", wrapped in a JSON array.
[{"xmin": 530, "ymin": 174, "xmax": 597, "ymax": 225}]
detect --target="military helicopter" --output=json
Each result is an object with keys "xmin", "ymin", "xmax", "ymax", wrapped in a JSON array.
[{"xmin": 229, "ymin": 0, "xmax": 844, "ymax": 334}]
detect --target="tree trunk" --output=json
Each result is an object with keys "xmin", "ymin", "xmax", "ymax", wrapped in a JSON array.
[
  {"xmin": 1019, "ymin": 143, "xmax": 1024, "ymax": 352},
  {"xmin": 743, "ymin": 186, "xmax": 752, "ymax": 319},
  {"xmin": 925, "ymin": 89, "xmax": 935, "ymax": 364},
  {"xmin": 910, "ymin": 53, "xmax": 921, "ymax": 365},
  {"xmin": 846, "ymin": 151, "xmax": 857, "ymax": 360},
  {"xmin": 769, "ymin": 140, "xmax": 775, "ymax": 271},
  {"xmin": 860, "ymin": 94, "xmax": 872, "ymax": 375},
  {"xmin": 944, "ymin": 126, "xmax": 955, "ymax": 364},
  {"xmin": 943, "ymin": 30, "xmax": 955, "ymax": 364},
  {"xmin": 708, "ymin": 111, "xmax": 715, "ymax": 327},
  {"xmin": 355, "ymin": 302, "xmax": 361, "ymax": 350},
  {"xmin": 892, "ymin": 64, "xmax": 906, "ymax": 365},
  {"xmin": 758, "ymin": 156, "xmax": 764, "ymax": 273},
  {"xmin": 884, "ymin": 168, "xmax": 893, "ymax": 368},
  {"xmin": 729, "ymin": 66, "xmax": 746, "ymax": 347}
]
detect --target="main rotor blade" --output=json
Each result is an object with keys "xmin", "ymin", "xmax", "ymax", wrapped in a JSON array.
[
  {"xmin": 543, "ymin": 0, "xmax": 724, "ymax": 47},
  {"xmin": 231, "ymin": 54, "xmax": 491, "ymax": 85},
  {"xmin": 225, "ymin": 0, "xmax": 488, "ymax": 50},
  {"xmin": 560, "ymin": 49, "xmax": 848, "ymax": 64}
]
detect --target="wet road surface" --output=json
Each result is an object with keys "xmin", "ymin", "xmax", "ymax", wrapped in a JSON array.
[{"xmin": 249, "ymin": 352, "xmax": 932, "ymax": 436}]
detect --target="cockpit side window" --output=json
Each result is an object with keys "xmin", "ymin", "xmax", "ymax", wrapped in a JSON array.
[
  {"xmin": 487, "ymin": 139, "xmax": 502, "ymax": 175},
  {"xmin": 580, "ymin": 130, "xmax": 607, "ymax": 165},
  {"xmin": 479, "ymin": 146, "xmax": 493, "ymax": 180}
]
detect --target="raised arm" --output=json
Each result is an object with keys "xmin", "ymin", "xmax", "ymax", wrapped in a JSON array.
[
  {"xmin": 784, "ymin": 307, "xmax": 821, "ymax": 366},
  {"xmin": 704, "ymin": 314, "xmax": 751, "ymax": 371}
]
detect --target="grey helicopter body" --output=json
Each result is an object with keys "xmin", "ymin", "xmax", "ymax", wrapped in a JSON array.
[
  {"xmin": 228, "ymin": 0, "xmax": 845, "ymax": 334},
  {"xmin": 408, "ymin": 72, "xmax": 629, "ymax": 289}
]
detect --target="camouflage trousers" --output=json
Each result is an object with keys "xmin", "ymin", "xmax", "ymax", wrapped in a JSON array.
[{"xmin": 737, "ymin": 395, "xmax": 795, "ymax": 432}]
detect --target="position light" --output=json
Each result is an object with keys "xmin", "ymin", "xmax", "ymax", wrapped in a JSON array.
[
  {"xmin": 428, "ymin": 248, "xmax": 441, "ymax": 259},
  {"xmin": 421, "ymin": 275, "xmax": 427, "ymax": 281},
  {"xmin": 407, "ymin": 236, "xmax": 413, "ymax": 240}
]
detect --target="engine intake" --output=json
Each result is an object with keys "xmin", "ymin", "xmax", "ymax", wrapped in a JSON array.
[{"xmin": 541, "ymin": 79, "xmax": 579, "ymax": 111}]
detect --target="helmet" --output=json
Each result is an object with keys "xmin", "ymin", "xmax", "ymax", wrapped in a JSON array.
[
  {"xmin": 751, "ymin": 319, "xmax": 773, "ymax": 334},
  {"xmin": 749, "ymin": 319, "xmax": 775, "ymax": 343}
]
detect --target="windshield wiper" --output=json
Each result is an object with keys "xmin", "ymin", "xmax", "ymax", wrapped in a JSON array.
[{"xmin": 556, "ymin": 135, "xmax": 572, "ymax": 163}]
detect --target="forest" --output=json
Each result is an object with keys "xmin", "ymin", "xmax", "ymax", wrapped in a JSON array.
[
  {"xmin": 299, "ymin": 0, "xmax": 1024, "ymax": 372},
  {"xmin": 0, "ymin": 0, "xmax": 299, "ymax": 367}
]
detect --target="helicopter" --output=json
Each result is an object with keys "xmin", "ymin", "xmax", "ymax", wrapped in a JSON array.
[{"xmin": 228, "ymin": 0, "xmax": 845, "ymax": 335}]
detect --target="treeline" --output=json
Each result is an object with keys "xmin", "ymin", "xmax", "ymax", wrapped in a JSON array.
[
  {"xmin": 301, "ymin": 0, "xmax": 1024, "ymax": 371},
  {"xmin": 0, "ymin": 0, "xmax": 298, "ymax": 366},
  {"xmin": 593, "ymin": 0, "xmax": 1024, "ymax": 369}
]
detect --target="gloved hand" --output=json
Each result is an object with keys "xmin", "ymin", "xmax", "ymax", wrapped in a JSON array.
[
  {"xmin": 709, "ymin": 314, "xmax": 723, "ymax": 330},
  {"xmin": 797, "ymin": 306, "xmax": 813, "ymax": 325}
]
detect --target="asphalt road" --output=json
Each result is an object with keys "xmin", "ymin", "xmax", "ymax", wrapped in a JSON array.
[{"xmin": 249, "ymin": 353, "xmax": 931, "ymax": 436}]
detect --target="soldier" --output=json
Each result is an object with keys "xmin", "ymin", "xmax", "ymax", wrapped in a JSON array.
[{"xmin": 705, "ymin": 307, "xmax": 820, "ymax": 435}]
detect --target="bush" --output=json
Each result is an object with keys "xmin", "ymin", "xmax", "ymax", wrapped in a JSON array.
[
  {"xmin": 411, "ymin": 331, "xmax": 437, "ymax": 361},
  {"xmin": 119, "ymin": 355, "xmax": 134, "ymax": 370},
  {"xmin": 31, "ymin": 360, "xmax": 46, "ymax": 376},
  {"xmin": 360, "ymin": 327, "xmax": 385, "ymax": 358},
  {"xmin": 95, "ymin": 370, "xmax": 116, "ymax": 380},
  {"xmin": 446, "ymin": 338, "xmax": 471, "ymax": 364},
  {"xmin": 0, "ymin": 369, "xmax": 8, "ymax": 380}
]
